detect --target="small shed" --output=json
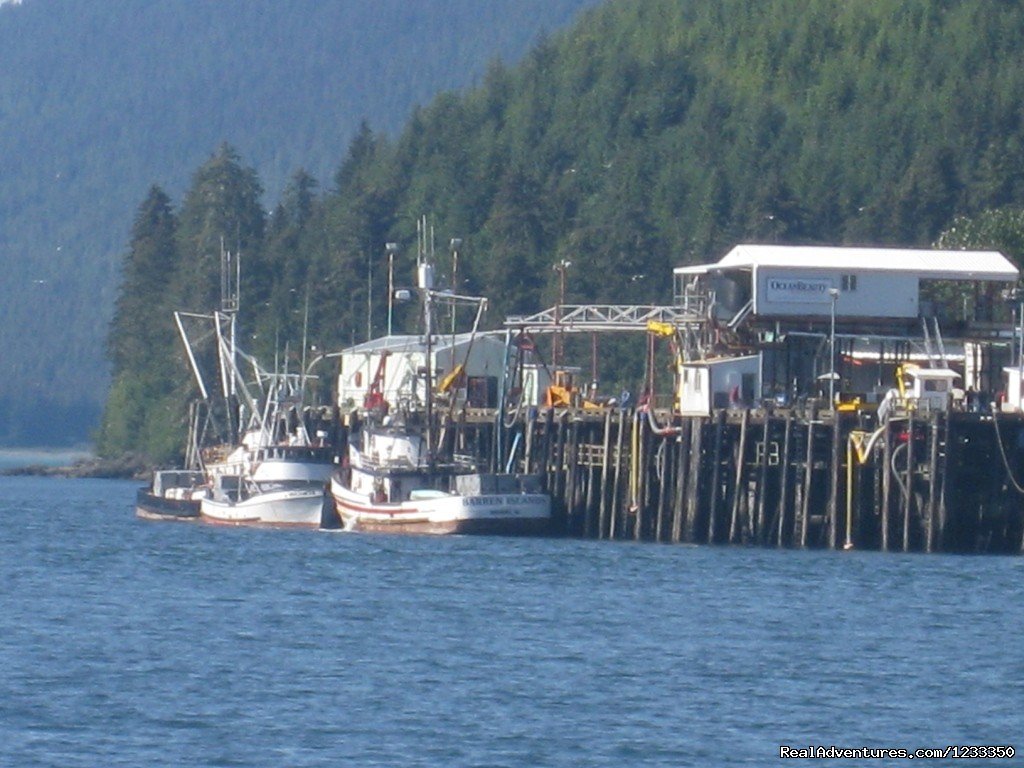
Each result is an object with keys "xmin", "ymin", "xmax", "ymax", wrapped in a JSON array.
[
  {"xmin": 677, "ymin": 355, "xmax": 760, "ymax": 416},
  {"xmin": 336, "ymin": 333, "xmax": 506, "ymax": 410},
  {"xmin": 902, "ymin": 366, "xmax": 960, "ymax": 412}
]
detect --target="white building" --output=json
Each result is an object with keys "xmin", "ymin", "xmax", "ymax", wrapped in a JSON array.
[
  {"xmin": 336, "ymin": 333, "xmax": 507, "ymax": 411},
  {"xmin": 677, "ymin": 355, "xmax": 760, "ymax": 416},
  {"xmin": 673, "ymin": 244, "xmax": 1020, "ymax": 406},
  {"xmin": 675, "ymin": 244, "xmax": 1018, "ymax": 324}
]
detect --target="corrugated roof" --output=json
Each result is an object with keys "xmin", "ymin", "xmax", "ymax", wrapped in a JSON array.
[{"xmin": 674, "ymin": 244, "xmax": 1018, "ymax": 281}]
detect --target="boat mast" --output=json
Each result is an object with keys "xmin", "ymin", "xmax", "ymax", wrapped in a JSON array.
[
  {"xmin": 220, "ymin": 236, "xmax": 241, "ymax": 440},
  {"xmin": 418, "ymin": 216, "xmax": 435, "ymax": 466}
]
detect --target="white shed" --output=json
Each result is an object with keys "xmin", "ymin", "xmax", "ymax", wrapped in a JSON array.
[
  {"xmin": 675, "ymin": 244, "xmax": 1018, "ymax": 322},
  {"xmin": 336, "ymin": 333, "xmax": 507, "ymax": 411},
  {"xmin": 677, "ymin": 355, "xmax": 760, "ymax": 416}
]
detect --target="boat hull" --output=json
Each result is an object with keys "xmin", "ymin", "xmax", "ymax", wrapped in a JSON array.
[
  {"xmin": 329, "ymin": 476, "xmax": 551, "ymax": 536},
  {"xmin": 200, "ymin": 487, "xmax": 327, "ymax": 528},
  {"xmin": 135, "ymin": 489, "xmax": 202, "ymax": 521}
]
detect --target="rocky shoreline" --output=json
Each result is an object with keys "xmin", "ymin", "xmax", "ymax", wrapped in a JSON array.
[{"xmin": 2, "ymin": 454, "xmax": 149, "ymax": 480}]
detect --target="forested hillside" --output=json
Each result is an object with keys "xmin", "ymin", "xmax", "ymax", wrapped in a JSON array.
[
  {"xmin": 104, "ymin": 0, "xmax": 1024, "ymax": 463},
  {"xmin": 0, "ymin": 0, "xmax": 598, "ymax": 446}
]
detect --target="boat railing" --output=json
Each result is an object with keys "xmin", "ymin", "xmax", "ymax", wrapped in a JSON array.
[
  {"xmin": 356, "ymin": 452, "xmax": 421, "ymax": 471},
  {"xmin": 254, "ymin": 445, "xmax": 334, "ymax": 463}
]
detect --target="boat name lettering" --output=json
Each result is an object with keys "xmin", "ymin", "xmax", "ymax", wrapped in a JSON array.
[{"xmin": 465, "ymin": 495, "xmax": 546, "ymax": 506}]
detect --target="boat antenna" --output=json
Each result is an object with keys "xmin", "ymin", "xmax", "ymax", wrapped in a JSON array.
[{"xmin": 299, "ymin": 286, "xmax": 310, "ymax": 400}]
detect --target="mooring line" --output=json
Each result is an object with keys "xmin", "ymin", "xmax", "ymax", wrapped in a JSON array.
[{"xmin": 990, "ymin": 411, "xmax": 1024, "ymax": 495}]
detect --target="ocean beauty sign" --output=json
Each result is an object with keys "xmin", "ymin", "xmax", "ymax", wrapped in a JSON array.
[{"xmin": 765, "ymin": 277, "xmax": 834, "ymax": 303}]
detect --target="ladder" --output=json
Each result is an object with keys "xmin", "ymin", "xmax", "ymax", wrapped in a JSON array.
[{"xmin": 921, "ymin": 316, "xmax": 948, "ymax": 368}]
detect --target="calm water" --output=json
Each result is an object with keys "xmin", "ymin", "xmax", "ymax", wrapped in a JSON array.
[{"xmin": 1, "ymin": 476, "xmax": 1021, "ymax": 767}]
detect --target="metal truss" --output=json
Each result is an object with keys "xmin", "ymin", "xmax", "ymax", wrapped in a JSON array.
[{"xmin": 504, "ymin": 304, "xmax": 706, "ymax": 333}]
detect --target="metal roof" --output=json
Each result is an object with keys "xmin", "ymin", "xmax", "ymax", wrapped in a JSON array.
[
  {"xmin": 674, "ymin": 244, "xmax": 1019, "ymax": 281},
  {"xmin": 341, "ymin": 333, "xmax": 503, "ymax": 355}
]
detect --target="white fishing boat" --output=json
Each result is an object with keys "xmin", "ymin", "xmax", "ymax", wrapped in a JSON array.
[
  {"xmin": 175, "ymin": 246, "xmax": 337, "ymax": 528},
  {"xmin": 330, "ymin": 421, "xmax": 549, "ymax": 535},
  {"xmin": 328, "ymin": 218, "xmax": 551, "ymax": 535},
  {"xmin": 199, "ymin": 424, "xmax": 335, "ymax": 528},
  {"xmin": 200, "ymin": 474, "xmax": 328, "ymax": 527}
]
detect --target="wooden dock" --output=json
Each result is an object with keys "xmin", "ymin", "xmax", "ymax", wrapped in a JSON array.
[{"xmin": 446, "ymin": 405, "xmax": 1024, "ymax": 554}]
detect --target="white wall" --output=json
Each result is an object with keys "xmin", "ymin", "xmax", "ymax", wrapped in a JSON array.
[
  {"xmin": 337, "ymin": 349, "xmax": 425, "ymax": 409},
  {"xmin": 336, "ymin": 336, "xmax": 506, "ymax": 409},
  {"xmin": 678, "ymin": 366, "xmax": 711, "ymax": 416},
  {"xmin": 754, "ymin": 268, "xmax": 918, "ymax": 318},
  {"xmin": 1005, "ymin": 367, "xmax": 1024, "ymax": 412},
  {"xmin": 677, "ymin": 356, "xmax": 760, "ymax": 416}
]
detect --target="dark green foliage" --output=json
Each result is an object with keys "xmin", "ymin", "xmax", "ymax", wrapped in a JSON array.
[
  {"xmin": 102, "ymin": 0, "xmax": 1024, "ymax": 458},
  {"xmin": 0, "ymin": 0, "xmax": 598, "ymax": 446}
]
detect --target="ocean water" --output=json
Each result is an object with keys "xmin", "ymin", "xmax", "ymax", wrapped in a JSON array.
[{"xmin": 1, "ymin": 476, "xmax": 1021, "ymax": 767}]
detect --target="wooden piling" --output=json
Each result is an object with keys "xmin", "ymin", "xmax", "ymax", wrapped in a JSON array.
[
  {"xmin": 683, "ymin": 417, "xmax": 703, "ymax": 542},
  {"xmin": 565, "ymin": 414, "xmax": 581, "ymax": 535},
  {"xmin": 799, "ymin": 409, "xmax": 815, "ymax": 549},
  {"xmin": 729, "ymin": 409, "xmax": 749, "ymax": 544},
  {"xmin": 903, "ymin": 411, "xmax": 915, "ymax": 552},
  {"xmin": 671, "ymin": 418, "xmax": 690, "ymax": 544},
  {"xmin": 610, "ymin": 407, "xmax": 627, "ymax": 540},
  {"xmin": 771, "ymin": 410, "xmax": 793, "ymax": 547},
  {"xmin": 938, "ymin": 411, "xmax": 951, "ymax": 551},
  {"xmin": 597, "ymin": 408, "xmax": 613, "ymax": 539},
  {"xmin": 707, "ymin": 410, "xmax": 726, "ymax": 545},
  {"xmin": 828, "ymin": 412, "xmax": 841, "ymax": 550},
  {"xmin": 926, "ymin": 411, "xmax": 940, "ymax": 553},
  {"xmin": 755, "ymin": 414, "xmax": 771, "ymax": 544},
  {"xmin": 584, "ymin": 439, "xmax": 597, "ymax": 538},
  {"xmin": 881, "ymin": 417, "xmax": 892, "ymax": 552}
]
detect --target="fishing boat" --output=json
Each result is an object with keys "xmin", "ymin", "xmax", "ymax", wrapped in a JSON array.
[
  {"xmin": 199, "ymin": 422, "xmax": 336, "ymax": 528},
  {"xmin": 328, "ymin": 218, "xmax": 551, "ymax": 535},
  {"xmin": 175, "ymin": 245, "xmax": 337, "ymax": 527},
  {"xmin": 200, "ymin": 474, "xmax": 329, "ymax": 527},
  {"xmin": 330, "ymin": 418, "xmax": 549, "ymax": 535},
  {"xmin": 135, "ymin": 469, "xmax": 207, "ymax": 521}
]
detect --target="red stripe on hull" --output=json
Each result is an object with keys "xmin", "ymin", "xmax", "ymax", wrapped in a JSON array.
[{"xmin": 336, "ymin": 507, "xmax": 550, "ymax": 536}]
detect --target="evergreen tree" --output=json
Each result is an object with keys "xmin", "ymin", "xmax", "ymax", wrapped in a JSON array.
[
  {"xmin": 107, "ymin": 185, "xmax": 178, "ymax": 377},
  {"xmin": 96, "ymin": 186, "xmax": 185, "ymax": 461},
  {"xmin": 175, "ymin": 144, "xmax": 266, "ymax": 317}
]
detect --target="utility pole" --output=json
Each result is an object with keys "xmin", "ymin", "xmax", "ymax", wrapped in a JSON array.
[
  {"xmin": 386, "ymin": 242, "xmax": 398, "ymax": 337},
  {"xmin": 829, "ymin": 287, "xmax": 840, "ymax": 407},
  {"xmin": 553, "ymin": 258, "xmax": 572, "ymax": 370}
]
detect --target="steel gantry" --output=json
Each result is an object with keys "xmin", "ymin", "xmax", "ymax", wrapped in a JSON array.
[{"xmin": 504, "ymin": 304, "xmax": 706, "ymax": 334}]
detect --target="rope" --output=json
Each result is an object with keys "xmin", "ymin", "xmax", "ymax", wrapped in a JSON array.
[
  {"xmin": 890, "ymin": 442, "xmax": 910, "ymax": 503},
  {"xmin": 990, "ymin": 411, "xmax": 1024, "ymax": 495}
]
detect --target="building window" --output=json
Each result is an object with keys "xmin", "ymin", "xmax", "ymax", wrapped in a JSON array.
[{"xmin": 841, "ymin": 274, "xmax": 858, "ymax": 291}]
